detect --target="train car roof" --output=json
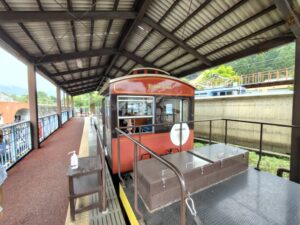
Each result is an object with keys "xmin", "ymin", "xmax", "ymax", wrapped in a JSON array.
[{"xmin": 99, "ymin": 68, "xmax": 195, "ymax": 95}]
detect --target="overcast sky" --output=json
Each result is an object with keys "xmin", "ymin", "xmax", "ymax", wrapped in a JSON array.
[{"xmin": 0, "ymin": 47, "xmax": 56, "ymax": 96}]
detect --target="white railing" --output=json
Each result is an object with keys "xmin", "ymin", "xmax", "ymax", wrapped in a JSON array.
[{"xmin": 0, "ymin": 121, "xmax": 32, "ymax": 170}]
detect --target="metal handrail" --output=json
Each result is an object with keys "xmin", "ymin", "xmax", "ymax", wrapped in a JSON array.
[
  {"xmin": 38, "ymin": 113, "xmax": 58, "ymax": 120},
  {"xmin": 0, "ymin": 120, "xmax": 31, "ymax": 129},
  {"xmin": 94, "ymin": 124, "xmax": 108, "ymax": 212},
  {"xmin": 117, "ymin": 118, "xmax": 300, "ymax": 172},
  {"xmin": 115, "ymin": 127, "xmax": 189, "ymax": 225},
  {"xmin": 223, "ymin": 118, "xmax": 300, "ymax": 129},
  {"xmin": 222, "ymin": 118, "xmax": 300, "ymax": 170},
  {"xmin": 118, "ymin": 118, "xmax": 223, "ymax": 130}
]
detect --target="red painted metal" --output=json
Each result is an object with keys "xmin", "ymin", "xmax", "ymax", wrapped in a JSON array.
[
  {"xmin": 111, "ymin": 130, "xmax": 194, "ymax": 174},
  {"xmin": 111, "ymin": 76, "xmax": 195, "ymax": 96}
]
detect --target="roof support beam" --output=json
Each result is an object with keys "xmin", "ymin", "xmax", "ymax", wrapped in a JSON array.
[
  {"xmin": 149, "ymin": 0, "xmax": 248, "ymax": 67},
  {"xmin": 35, "ymin": 48, "xmax": 117, "ymax": 64},
  {"xmin": 69, "ymin": 85, "xmax": 98, "ymax": 94},
  {"xmin": 100, "ymin": 0, "xmax": 153, "ymax": 84},
  {"xmin": 170, "ymin": 20, "xmax": 286, "ymax": 74},
  {"xmin": 70, "ymin": 87, "xmax": 97, "ymax": 96},
  {"xmin": 59, "ymin": 75, "xmax": 100, "ymax": 85},
  {"xmin": 122, "ymin": 0, "xmax": 211, "ymax": 76},
  {"xmin": 0, "ymin": 26, "xmax": 33, "ymax": 62},
  {"xmin": 175, "ymin": 35, "xmax": 295, "ymax": 76},
  {"xmin": 63, "ymin": 79, "xmax": 98, "ymax": 88},
  {"xmin": 141, "ymin": 16, "xmax": 212, "ymax": 67},
  {"xmin": 35, "ymin": 0, "xmax": 74, "ymax": 82},
  {"xmin": 160, "ymin": 5, "xmax": 277, "ymax": 69},
  {"xmin": 206, "ymin": 20, "xmax": 286, "ymax": 57},
  {"xmin": 51, "ymin": 65, "xmax": 125, "ymax": 77},
  {"xmin": 274, "ymin": 0, "xmax": 300, "ymax": 38},
  {"xmin": 120, "ymin": 50, "xmax": 155, "ymax": 68},
  {"xmin": 0, "ymin": 11, "xmax": 136, "ymax": 22},
  {"xmin": 67, "ymin": 83, "xmax": 97, "ymax": 92},
  {"xmin": 52, "ymin": 65, "xmax": 107, "ymax": 77}
]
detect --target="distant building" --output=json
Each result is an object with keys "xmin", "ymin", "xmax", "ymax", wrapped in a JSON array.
[{"xmin": 0, "ymin": 101, "xmax": 29, "ymax": 125}]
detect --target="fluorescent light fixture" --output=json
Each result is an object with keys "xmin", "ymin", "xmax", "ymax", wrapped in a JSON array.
[
  {"xmin": 138, "ymin": 25, "xmax": 144, "ymax": 30},
  {"xmin": 76, "ymin": 59, "xmax": 83, "ymax": 68}
]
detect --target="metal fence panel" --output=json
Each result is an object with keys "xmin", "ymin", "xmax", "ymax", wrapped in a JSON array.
[{"xmin": 0, "ymin": 121, "xmax": 32, "ymax": 170}]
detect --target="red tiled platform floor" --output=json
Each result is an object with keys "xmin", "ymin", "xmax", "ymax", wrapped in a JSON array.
[{"xmin": 0, "ymin": 117, "xmax": 84, "ymax": 225}]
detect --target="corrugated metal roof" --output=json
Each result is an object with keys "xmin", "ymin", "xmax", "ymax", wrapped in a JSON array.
[{"xmin": 0, "ymin": 0, "xmax": 295, "ymax": 95}]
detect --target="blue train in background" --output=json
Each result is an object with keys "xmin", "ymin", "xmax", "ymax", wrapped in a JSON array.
[{"xmin": 195, "ymin": 86, "xmax": 246, "ymax": 98}]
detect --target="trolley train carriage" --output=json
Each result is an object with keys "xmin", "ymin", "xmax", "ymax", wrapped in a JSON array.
[
  {"xmin": 99, "ymin": 68, "xmax": 195, "ymax": 174},
  {"xmin": 96, "ymin": 69, "xmax": 300, "ymax": 225}
]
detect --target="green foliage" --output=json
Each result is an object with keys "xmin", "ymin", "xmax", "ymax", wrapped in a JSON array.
[
  {"xmin": 37, "ymin": 91, "xmax": 56, "ymax": 105},
  {"xmin": 194, "ymin": 142, "xmax": 205, "ymax": 148},
  {"xmin": 184, "ymin": 42, "xmax": 296, "ymax": 86},
  {"xmin": 74, "ymin": 92, "xmax": 103, "ymax": 109},
  {"xmin": 191, "ymin": 65, "xmax": 239, "ymax": 89},
  {"xmin": 180, "ymin": 77, "xmax": 190, "ymax": 83},
  {"xmin": 14, "ymin": 94, "xmax": 28, "ymax": 103},
  {"xmin": 227, "ymin": 42, "xmax": 295, "ymax": 75},
  {"xmin": 7, "ymin": 91, "xmax": 56, "ymax": 104},
  {"xmin": 249, "ymin": 152, "xmax": 290, "ymax": 178}
]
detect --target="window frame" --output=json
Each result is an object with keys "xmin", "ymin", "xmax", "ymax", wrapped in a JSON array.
[{"xmin": 117, "ymin": 95, "xmax": 155, "ymax": 132}]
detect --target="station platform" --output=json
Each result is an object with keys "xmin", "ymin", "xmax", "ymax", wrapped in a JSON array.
[
  {"xmin": 65, "ymin": 118, "xmax": 126, "ymax": 225},
  {"xmin": 121, "ymin": 155, "xmax": 300, "ymax": 225},
  {"xmin": 0, "ymin": 117, "xmax": 125, "ymax": 225},
  {"xmin": 0, "ymin": 117, "xmax": 85, "ymax": 225}
]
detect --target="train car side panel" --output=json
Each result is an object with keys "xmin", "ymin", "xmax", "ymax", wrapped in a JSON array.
[{"xmin": 111, "ymin": 130, "xmax": 194, "ymax": 174}]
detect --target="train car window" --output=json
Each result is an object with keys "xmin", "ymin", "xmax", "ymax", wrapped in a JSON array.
[
  {"xmin": 155, "ymin": 97, "xmax": 189, "ymax": 131},
  {"xmin": 117, "ymin": 96, "xmax": 154, "ymax": 134},
  {"xmin": 182, "ymin": 99, "xmax": 189, "ymax": 122}
]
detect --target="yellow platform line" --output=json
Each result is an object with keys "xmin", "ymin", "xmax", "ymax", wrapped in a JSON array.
[{"xmin": 119, "ymin": 184, "xmax": 139, "ymax": 225}]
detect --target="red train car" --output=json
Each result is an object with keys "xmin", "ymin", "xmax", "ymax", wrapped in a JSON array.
[{"xmin": 99, "ymin": 68, "xmax": 195, "ymax": 174}]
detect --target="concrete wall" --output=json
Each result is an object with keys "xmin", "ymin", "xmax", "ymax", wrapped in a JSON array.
[{"xmin": 194, "ymin": 93, "xmax": 293, "ymax": 154}]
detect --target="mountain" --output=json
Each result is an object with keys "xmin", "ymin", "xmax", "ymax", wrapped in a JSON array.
[{"xmin": 0, "ymin": 85, "xmax": 28, "ymax": 96}]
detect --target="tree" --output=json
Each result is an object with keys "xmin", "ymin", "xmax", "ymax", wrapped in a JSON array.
[
  {"xmin": 74, "ymin": 92, "xmax": 103, "ymax": 113},
  {"xmin": 227, "ymin": 42, "xmax": 295, "ymax": 75},
  {"xmin": 191, "ymin": 65, "xmax": 239, "ymax": 89}
]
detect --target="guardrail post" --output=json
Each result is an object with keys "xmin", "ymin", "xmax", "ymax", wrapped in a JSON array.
[
  {"xmin": 256, "ymin": 123, "xmax": 264, "ymax": 170},
  {"xmin": 117, "ymin": 132, "xmax": 125, "ymax": 186},
  {"xmin": 209, "ymin": 120, "xmax": 212, "ymax": 145},
  {"xmin": 133, "ymin": 143, "xmax": 144, "ymax": 223},
  {"xmin": 56, "ymin": 87, "xmax": 62, "ymax": 127},
  {"xmin": 224, "ymin": 119, "xmax": 228, "ymax": 144},
  {"xmin": 180, "ymin": 122, "xmax": 182, "ymax": 152}
]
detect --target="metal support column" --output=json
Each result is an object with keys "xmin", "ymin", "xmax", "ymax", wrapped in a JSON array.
[
  {"xmin": 27, "ymin": 64, "xmax": 39, "ymax": 149},
  {"xmin": 291, "ymin": 38, "xmax": 300, "ymax": 183},
  {"xmin": 56, "ymin": 87, "xmax": 62, "ymax": 127}
]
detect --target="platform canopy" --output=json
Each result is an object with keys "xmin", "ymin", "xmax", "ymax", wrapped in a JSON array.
[{"xmin": 0, "ymin": 0, "xmax": 295, "ymax": 96}]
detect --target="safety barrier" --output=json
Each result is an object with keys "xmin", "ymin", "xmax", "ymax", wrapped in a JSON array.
[
  {"xmin": 61, "ymin": 110, "xmax": 69, "ymax": 124},
  {"xmin": 0, "ymin": 121, "xmax": 32, "ymax": 169},
  {"xmin": 39, "ymin": 114, "xmax": 59, "ymax": 143}
]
